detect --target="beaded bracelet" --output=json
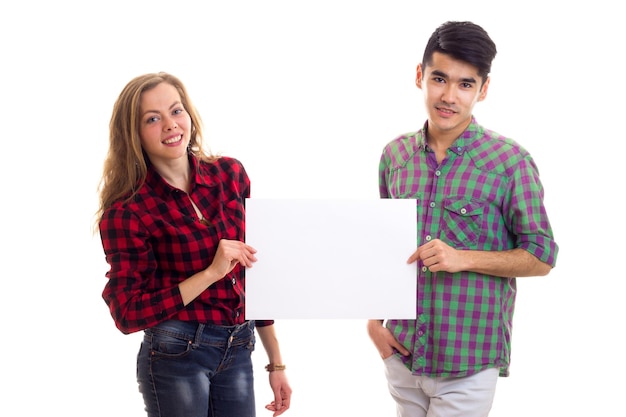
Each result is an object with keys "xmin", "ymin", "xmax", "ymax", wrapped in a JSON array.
[{"xmin": 265, "ymin": 363, "xmax": 287, "ymax": 372}]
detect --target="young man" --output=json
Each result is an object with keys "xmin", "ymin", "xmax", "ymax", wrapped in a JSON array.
[{"xmin": 367, "ymin": 21, "xmax": 558, "ymax": 417}]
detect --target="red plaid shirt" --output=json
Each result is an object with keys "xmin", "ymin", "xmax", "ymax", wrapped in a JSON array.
[{"xmin": 100, "ymin": 155, "xmax": 273, "ymax": 334}]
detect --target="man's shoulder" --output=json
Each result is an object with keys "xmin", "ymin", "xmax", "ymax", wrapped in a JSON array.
[
  {"xmin": 380, "ymin": 131, "xmax": 424, "ymax": 168},
  {"xmin": 469, "ymin": 126, "xmax": 533, "ymax": 172}
]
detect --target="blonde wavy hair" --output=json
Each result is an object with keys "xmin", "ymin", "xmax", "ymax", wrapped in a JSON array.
[{"xmin": 96, "ymin": 72, "xmax": 216, "ymax": 227}]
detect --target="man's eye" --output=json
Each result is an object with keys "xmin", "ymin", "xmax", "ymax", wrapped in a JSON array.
[{"xmin": 434, "ymin": 77, "xmax": 445, "ymax": 83}]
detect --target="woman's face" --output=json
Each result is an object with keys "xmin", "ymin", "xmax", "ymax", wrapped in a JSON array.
[{"xmin": 138, "ymin": 82, "xmax": 192, "ymax": 165}]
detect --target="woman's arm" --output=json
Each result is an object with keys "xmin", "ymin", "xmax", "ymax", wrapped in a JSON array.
[{"xmin": 256, "ymin": 324, "xmax": 292, "ymax": 416}]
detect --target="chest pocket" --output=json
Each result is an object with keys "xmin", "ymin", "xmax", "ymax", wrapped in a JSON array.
[{"xmin": 440, "ymin": 199, "xmax": 485, "ymax": 249}]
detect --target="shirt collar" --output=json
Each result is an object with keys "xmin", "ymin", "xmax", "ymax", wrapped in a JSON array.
[
  {"xmin": 419, "ymin": 116, "xmax": 481, "ymax": 156},
  {"xmin": 145, "ymin": 153, "xmax": 215, "ymax": 194}
]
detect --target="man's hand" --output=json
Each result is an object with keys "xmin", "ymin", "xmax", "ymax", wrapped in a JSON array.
[{"xmin": 367, "ymin": 320, "xmax": 410, "ymax": 359}]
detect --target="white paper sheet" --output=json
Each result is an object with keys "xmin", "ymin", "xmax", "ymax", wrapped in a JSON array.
[{"xmin": 244, "ymin": 199, "xmax": 417, "ymax": 319}]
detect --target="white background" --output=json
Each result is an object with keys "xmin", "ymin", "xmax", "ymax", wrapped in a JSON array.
[{"xmin": 0, "ymin": 1, "xmax": 623, "ymax": 416}]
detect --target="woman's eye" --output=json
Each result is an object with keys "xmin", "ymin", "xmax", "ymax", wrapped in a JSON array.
[
  {"xmin": 146, "ymin": 116, "xmax": 159, "ymax": 124},
  {"xmin": 173, "ymin": 108, "xmax": 183, "ymax": 115}
]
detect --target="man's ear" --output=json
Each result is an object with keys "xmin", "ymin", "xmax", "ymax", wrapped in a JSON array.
[
  {"xmin": 478, "ymin": 76, "xmax": 490, "ymax": 101},
  {"xmin": 416, "ymin": 63, "xmax": 423, "ymax": 89}
]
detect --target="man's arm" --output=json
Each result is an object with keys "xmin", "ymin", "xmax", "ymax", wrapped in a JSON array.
[{"xmin": 407, "ymin": 240, "xmax": 552, "ymax": 278}]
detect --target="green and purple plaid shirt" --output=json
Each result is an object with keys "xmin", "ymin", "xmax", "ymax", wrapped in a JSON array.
[{"xmin": 379, "ymin": 117, "xmax": 558, "ymax": 378}]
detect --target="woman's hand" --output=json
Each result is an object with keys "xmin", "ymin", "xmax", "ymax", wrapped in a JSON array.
[
  {"xmin": 180, "ymin": 239, "xmax": 257, "ymax": 305},
  {"xmin": 265, "ymin": 371, "xmax": 292, "ymax": 416},
  {"xmin": 206, "ymin": 239, "xmax": 257, "ymax": 278}
]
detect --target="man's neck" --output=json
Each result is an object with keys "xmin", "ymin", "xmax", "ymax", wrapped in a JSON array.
[{"xmin": 425, "ymin": 119, "xmax": 471, "ymax": 163}]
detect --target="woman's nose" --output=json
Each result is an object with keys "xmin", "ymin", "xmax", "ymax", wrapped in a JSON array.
[{"xmin": 163, "ymin": 116, "xmax": 178, "ymax": 130}]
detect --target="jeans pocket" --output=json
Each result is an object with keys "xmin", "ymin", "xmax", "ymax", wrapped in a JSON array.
[
  {"xmin": 237, "ymin": 325, "xmax": 256, "ymax": 352},
  {"xmin": 149, "ymin": 332, "xmax": 193, "ymax": 358}
]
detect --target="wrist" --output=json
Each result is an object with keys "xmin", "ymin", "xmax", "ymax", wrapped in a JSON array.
[
  {"xmin": 265, "ymin": 363, "xmax": 286, "ymax": 372},
  {"xmin": 367, "ymin": 319, "xmax": 384, "ymax": 329}
]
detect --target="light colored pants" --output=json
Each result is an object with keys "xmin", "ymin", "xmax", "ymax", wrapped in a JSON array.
[{"xmin": 384, "ymin": 355, "xmax": 499, "ymax": 417}]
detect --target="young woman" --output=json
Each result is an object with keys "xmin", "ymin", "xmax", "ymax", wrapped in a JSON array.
[{"xmin": 96, "ymin": 72, "xmax": 291, "ymax": 417}]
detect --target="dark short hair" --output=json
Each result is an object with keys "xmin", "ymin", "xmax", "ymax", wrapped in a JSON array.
[{"xmin": 422, "ymin": 21, "xmax": 497, "ymax": 83}]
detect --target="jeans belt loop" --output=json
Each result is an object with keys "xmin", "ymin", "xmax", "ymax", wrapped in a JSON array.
[{"xmin": 192, "ymin": 323, "xmax": 205, "ymax": 348}]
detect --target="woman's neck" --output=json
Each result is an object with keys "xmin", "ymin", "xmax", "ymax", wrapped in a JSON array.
[{"xmin": 151, "ymin": 157, "xmax": 192, "ymax": 193}]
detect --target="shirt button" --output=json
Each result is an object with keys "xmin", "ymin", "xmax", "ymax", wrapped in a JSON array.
[
  {"xmin": 460, "ymin": 208, "xmax": 467, "ymax": 215},
  {"xmin": 421, "ymin": 266, "xmax": 428, "ymax": 272},
  {"xmin": 425, "ymin": 235, "xmax": 432, "ymax": 241},
  {"xmin": 429, "ymin": 202, "xmax": 436, "ymax": 208},
  {"xmin": 232, "ymin": 277, "xmax": 236, "ymax": 285},
  {"xmin": 435, "ymin": 170, "xmax": 441, "ymax": 176}
]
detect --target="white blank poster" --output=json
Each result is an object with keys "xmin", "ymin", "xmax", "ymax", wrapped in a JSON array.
[{"xmin": 244, "ymin": 199, "xmax": 417, "ymax": 319}]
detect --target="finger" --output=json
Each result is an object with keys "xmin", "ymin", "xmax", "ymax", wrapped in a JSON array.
[
  {"xmin": 222, "ymin": 248, "xmax": 254, "ymax": 269},
  {"xmin": 239, "ymin": 250, "xmax": 258, "ymax": 268},
  {"xmin": 274, "ymin": 408, "xmax": 288, "ymax": 416},
  {"xmin": 269, "ymin": 402, "xmax": 288, "ymax": 417},
  {"xmin": 265, "ymin": 400, "xmax": 286, "ymax": 415},
  {"xmin": 407, "ymin": 250, "xmax": 419, "ymax": 264},
  {"xmin": 244, "ymin": 251, "xmax": 258, "ymax": 267},
  {"xmin": 233, "ymin": 254, "xmax": 250, "ymax": 268},
  {"xmin": 273, "ymin": 397, "xmax": 283, "ymax": 411},
  {"xmin": 395, "ymin": 343, "xmax": 411, "ymax": 356}
]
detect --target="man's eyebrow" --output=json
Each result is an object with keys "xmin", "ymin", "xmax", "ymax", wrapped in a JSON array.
[
  {"xmin": 459, "ymin": 76, "xmax": 477, "ymax": 84},
  {"xmin": 430, "ymin": 69, "xmax": 448, "ymax": 79},
  {"xmin": 430, "ymin": 69, "xmax": 477, "ymax": 84}
]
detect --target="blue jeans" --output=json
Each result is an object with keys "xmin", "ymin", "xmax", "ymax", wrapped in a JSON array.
[{"xmin": 137, "ymin": 320, "xmax": 257, "ymax": 417}]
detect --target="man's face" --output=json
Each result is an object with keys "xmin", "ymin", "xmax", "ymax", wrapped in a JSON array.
[{"xmin": 416, "ymin": 52, "xmax": 489, "ymax": 141}]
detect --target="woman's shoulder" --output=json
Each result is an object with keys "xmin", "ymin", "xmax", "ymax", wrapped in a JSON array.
[{"xmin": 199, "ymin": 155, "xmax": 246, "ymax": 175}]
